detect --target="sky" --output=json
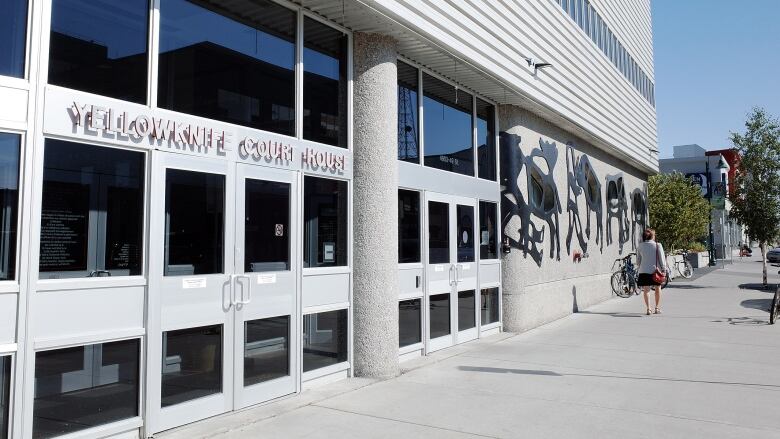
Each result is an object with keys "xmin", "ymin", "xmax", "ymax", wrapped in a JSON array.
[{"xmin": 652, "ymin": 0, "xmax": 780, "ymax": 158}]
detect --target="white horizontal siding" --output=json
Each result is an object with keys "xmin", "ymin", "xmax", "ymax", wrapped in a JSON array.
[{"xmin": 367, "ymin": 0, "xmax": 658, "ymax": 171}]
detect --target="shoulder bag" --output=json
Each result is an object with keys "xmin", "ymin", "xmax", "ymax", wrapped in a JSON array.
[{"xmin": 651, "ymin": 243, "xmax": 666, "ymax": 284}]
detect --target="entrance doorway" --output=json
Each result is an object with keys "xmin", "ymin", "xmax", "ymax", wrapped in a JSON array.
[
  {"xmin": 425, "ymin": 192, "xmax": 478, "ymax": 352},
  {"xmin": 147, "ymin": 152, "xmax": 298, "ymax": 433}
]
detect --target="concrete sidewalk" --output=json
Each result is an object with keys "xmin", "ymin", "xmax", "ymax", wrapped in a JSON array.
[{"xmin": 161, "ymin": 255, "xmax": 780, "ymax": 438}]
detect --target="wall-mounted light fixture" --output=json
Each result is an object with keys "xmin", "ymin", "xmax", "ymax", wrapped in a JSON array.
[{"xmin": 526, "ymin": 57, "xmax": 552, "ymax": 75}]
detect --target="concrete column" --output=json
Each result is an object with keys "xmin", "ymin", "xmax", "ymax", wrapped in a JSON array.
[
  {"xmin": 351, "ymin": 32, "xmax": 400, "ymax": 378},
  {"xmin": 498, "ymin": 104, "xmax": 527, "ymax": 333}
]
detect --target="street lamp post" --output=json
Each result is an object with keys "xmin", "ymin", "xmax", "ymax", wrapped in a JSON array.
[{"xmin": 706, "ymin": 159, "xmax": 716, "ymax": 266}]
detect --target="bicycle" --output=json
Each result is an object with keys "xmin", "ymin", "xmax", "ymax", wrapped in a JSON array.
[
  {"xmin": 771, "ymin": 273, "xmax": 780, "ymax": 324},
  {"xmin": 611, "ymin": 253, "xmax": 638, "ymax": 298},
  {"xmin": 660, "ymin": 267, "xmax": 671, "ymax": 290},
  {"xmin": 671, "ymin": 250, "xmax": 694, "ymax": 279}
]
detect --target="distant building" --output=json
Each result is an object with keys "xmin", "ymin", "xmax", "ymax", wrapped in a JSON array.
[{"xmin": 659, "ymin": 145, "xmax": 744, "ymax": 257}]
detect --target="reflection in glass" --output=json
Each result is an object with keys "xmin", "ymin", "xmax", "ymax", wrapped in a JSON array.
[
  {"xmin": 457, "ymin": 205, "xmax": 475, "ymax": 263},
  {"xmin": 303, "ymin": 177, "xmax": 348, "ymax": 268},
  {"xmin": 33, "ymin": 339, "xmax": 140, "ymax": 439},
  {"xmin": 0, "ymin": 0, "xmax": 27, "ymax": 77},
  {"xmin": 49, "ymin": 0, "xmax": 148, "ymax": 103},
  {"xmin": 398, "ymin": 190, "xmax": 420, "ymax": 264},
  {"xmin": 302, "ymin": 309, "xmax": 348, "ymax": 372},
  {"xmin": 161, "ymin": 325, "xmax": 222, "ymax": 407},
  {"xmin": 428, "ymin": 201, "xmax": 449, "ymax": 264},
  {"xmin": 458, "ymin": 290, "xmax": 476, "ymax": 331},
  {"xmin": 397, "ymin": 61, "xmax": 419, "ymax": 162},
  {"xmin": 0, "ymin": 135, "xmax": 19, "ymax": 281},
  {"xmin": 164, "ymin": 170, "xmax": 225, "ymax": 276},
  {"xmin": 245, "ymin": 180, "xmax": 290, "ymax": 272},
  {"xmin": 398, "ymin": 299, "xmax": 421, "ymax": 348},
  {"xmin": 158, "ymin": 0, "xmax": 296, "ymax": 135},
  {"xmin": 1, "ymin": 356, "xmax": 9, "ymax": 439},
  {"xmin": 479, "ymin": 201, "xmax": 498, "ymax": 260},
  {"xmin": 429, "ymin": 293, "xmax": 451, "ymax": 339},
  {"xmin": 423, "ymin": 73, "xmax": 473, "ymax": 176},
  {"xmin": 477, "ymin": 99, "xmax": 497, "ymax": 181},
  {"xmin": 40, "ymin": 140, "xmax": 144, "ymax": 279},
  {"xmin": 245, "ymin": 316, "xmax": 290, "ymax": 387},
  {"xmin": 303, "ymin": 17, "xmax": 347, "ymax": 148},
  {"xmin": 481, "ymin": 287, "xmax": 500, "ymax": 325}
]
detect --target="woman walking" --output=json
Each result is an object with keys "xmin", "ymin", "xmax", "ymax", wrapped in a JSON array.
[{"xmin": 636, "ymin": 228, "xmax": 667, "ymax": 315}]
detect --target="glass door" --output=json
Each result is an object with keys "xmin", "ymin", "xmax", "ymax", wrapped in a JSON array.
[
  {"xmin": 233, "ymin": 164, "xmax": 298, "ymax": 408},
  {"xmin": 425, "ymin": 193, "xmax": 478, "ymax": 352},
  {"xmin": 148, "ymin": 153, "xmax": 234, "ymax": 433}
]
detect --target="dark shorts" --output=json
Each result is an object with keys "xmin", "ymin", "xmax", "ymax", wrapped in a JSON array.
[{"xmin": 636, "ymin": 273, "xmax": 661, "ymax": 287}]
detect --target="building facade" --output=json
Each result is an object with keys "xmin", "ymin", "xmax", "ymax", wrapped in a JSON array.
[
  {"xmin": 0, "ymin": 0, "xmax": 657, "ymax": 437},
  {"xmin": 659, "ymin": 144, "xmax": 743, "ymax": 259}
]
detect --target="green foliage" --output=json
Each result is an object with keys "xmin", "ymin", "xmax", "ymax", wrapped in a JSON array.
[
  {"xmin": 729, "ymin": 108, "xmax": 780, "ymax": 245},
  {"xmin": 648, "ymin": 172, "xmax": 711, "ymax": 252},
  {"xmin": 685, "ymin": 242, "xmax": 708, "ymax": 253},
  {"xmin": 729, "ymin": 107, "xmax": 780, "ymax": 285}
]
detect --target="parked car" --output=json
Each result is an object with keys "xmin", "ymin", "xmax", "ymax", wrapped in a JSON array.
[{"xmin": 767, "ymin": 248, "xmax": 780, "ymax": 263}]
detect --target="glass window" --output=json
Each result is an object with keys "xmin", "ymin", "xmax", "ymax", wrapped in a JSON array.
[
  {"xmin": 476, "ymin": 99, "xmax": 496, "ymax": 181},
  {"xmin": 158, "ymin": 0, "xmax": 296, "ymax": 136},
  {"xmin": 458, "ymin": 290, "xmax": 476, "ymax": 331},
  {"xmin": 303, "ymin": 17, "xmax": 347, "ymax": 148},
  {"xmin": 398, "ymin": 61, "xmax": 419, "ymax": 163},
  {"xmin": 423, "ymin": 73, "xmax": 474, "ymax": 176},
  {"xmin": 33, "ymin": 339, "xmax": 140, "ymax": 438},
  {"xmin": 398, "ymin": 190, "xmax": 420, "ymax": 264},
  {"xmin": 162, "ymin": 325, "xmax": 222, "ymax": 407},
  {"xmin": 429, "ymin": 293, "xmax": 450, "ymax": 339},
  {"xmin": 164, "ymin": 169, "xmax": 225, "ymax": 276},
  {"xmin": 481, "ymin": 287, "xmax": 500, "ymax": 325},
  {"xmin": 49, "ymin": 0, "xmax": 148, "ymax": 104},
  {"xmin": 0, "ymin": 0, "xmax": 27, "ymax": 78},
  {"xmin": 398, "ymin": 299, "xmax": 421, "ymax": 348},
  {"xmin": 428, "ymin": 201, "xmax": 449, "ymax": 264},
  {"xmin": 39, "ymin": 140, "xmax": 144, "ymax": 279},
  {"xmin": 479, "ymin": 201, "xmax": 498, "ymax": 260},
  {"xmin": 456, "ymin": 205, "xmax": 475, "ymax": 263},
  {"xmin": 303, "ymin": 177, "xmax": 348, "ymax": 268},
  {"xmin": 245, "ymin": 179, "xmax": 290, "ymax": 272},
  {"xmin": 244, "ymin": 316, "xmax": 289, "ymax": 387},
  {"xmin": 302, "ymin": 309, "xmax": 348, "ymax": 372},
  {"xmin": 1, "ymin": 356, "xmax": 9, "ymax": 439},
  {"xmin": 0, "ymin": 134, "xmax": 20, "ymax": 281}
]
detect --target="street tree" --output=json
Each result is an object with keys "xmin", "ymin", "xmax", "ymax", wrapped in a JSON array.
[
  {"xmin": 648, "ymin": 172, "xmax": 710, "ymax": 252},
  {"xmin": 729, "ymin": 107, "xmax": 780, "ymax": 287}
]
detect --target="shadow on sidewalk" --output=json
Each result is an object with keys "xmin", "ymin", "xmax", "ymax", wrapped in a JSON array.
[
  {"xmin": 664, "ymin": 284, "xmax": 708, "ymax": 290},
  {"xmin": 575, "ymin": 310, "xmax": 644, "ymax": 318},
  {"xmin": 739, "ymin": 283, "xmax": 777, "ymax": 291},
  {"xmin": 457, "ymin": 366, "xmax": 780, "ymax": 389},
  {"xmin": 740, "ymin": 298, "xmax": 771, "ymax": 312},
  {"xmin": 710, "ymin": 316, "xmax": 769, "ymax": 326}
]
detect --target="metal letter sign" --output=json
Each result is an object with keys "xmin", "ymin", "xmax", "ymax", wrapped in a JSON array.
[
  {"xmin": 274, "ymin": 224, "xmax": 284, "ymax": 237},
  {"xmin": 685, "ymin": 173, "xmax": 708, "ymax": 197}
]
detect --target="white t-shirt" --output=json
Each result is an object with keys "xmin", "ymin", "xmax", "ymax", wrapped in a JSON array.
[{"xmin": 636, "ymin": 240, "xmax": 666, "ymax": 274}]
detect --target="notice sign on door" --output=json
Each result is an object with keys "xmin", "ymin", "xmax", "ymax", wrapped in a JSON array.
[
  {"xmin": 257, "ymin": 274, "xmax": 277, "ymax": 284},
  {"xmin": 182, "ymin": 277, "xmax": 207, "ymax": 289},
  {"xmin": 275, "ymin": 224, "xmax": 284, "ymax": 237}
]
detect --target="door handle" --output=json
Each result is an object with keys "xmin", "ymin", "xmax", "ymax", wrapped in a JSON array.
[
  {"xmin": 230, "ymin": 274, "xmax": 251, "ymax": 306},
  {"xmin": 233, "ymin": 274, "xmax": 251, "ymax": 305},
  {"xmin": 448, "ymin": 264, "xmax": 456, "ymax": 286},
  {"xmin": 456, "ymin": 264, "xmax": 463, "ymax": 284}
]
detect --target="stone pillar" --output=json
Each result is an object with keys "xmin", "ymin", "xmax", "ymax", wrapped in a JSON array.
[
  {"xmin": 498, "ymin": 104, "xmax": 527, "ymax": 333},
  {"xmin": 352, "ymin": 32, "xmax": 400, "ymax": 378}
]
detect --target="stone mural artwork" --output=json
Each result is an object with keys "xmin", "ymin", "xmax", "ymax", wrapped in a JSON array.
[
  {"xmin": 630, "ymin": 185, "xmax": 648, "ymax": 249},
  {"xmin": 605, "ymin": 173, "xmax": 630, "ymax": 253},
  {"xmin": 565, "ymin": 143, "xmax": 604, "ymax": 255},
  {"xmin": 499, "ymin": 132, "xmax": 562, "ymax": 266}
]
